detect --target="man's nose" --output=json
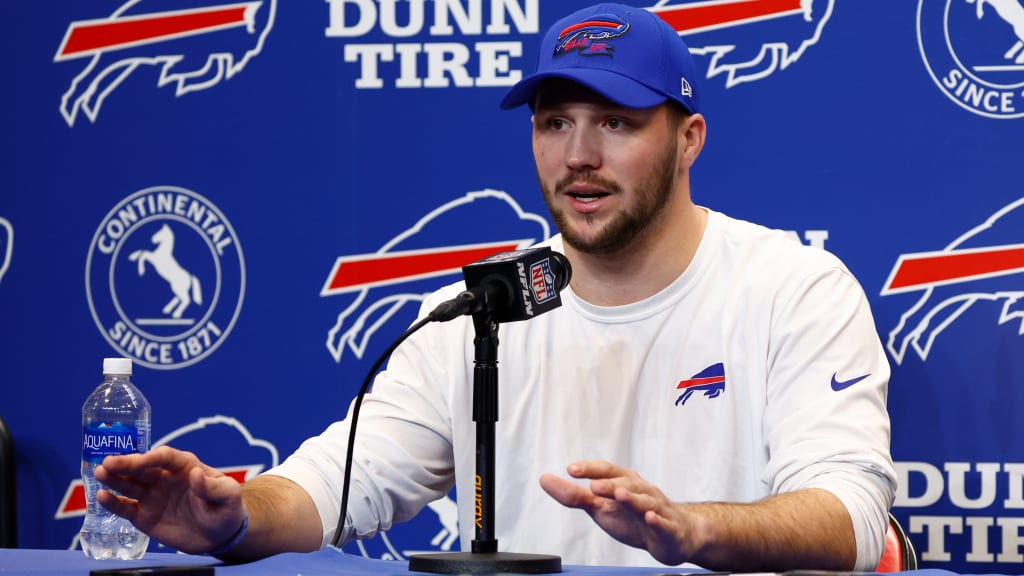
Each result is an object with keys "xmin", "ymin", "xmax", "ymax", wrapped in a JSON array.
[{"xmin": 566, "ymin": 127, "xmax": 601, "ymax": 171}]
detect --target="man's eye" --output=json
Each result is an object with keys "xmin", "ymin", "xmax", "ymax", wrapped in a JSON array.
[
  {"xmin": 547, "ymin": 118, "xmax": 567, "ymax": 130},
  {"xmin": 606, "ymin": 118, "xmax": 623, "ymax": 130}
]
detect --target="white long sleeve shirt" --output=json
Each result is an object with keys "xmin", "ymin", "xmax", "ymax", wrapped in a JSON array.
[{"xmin": 267, "ymin": 208, "xmax": 896, "ymax": 569}]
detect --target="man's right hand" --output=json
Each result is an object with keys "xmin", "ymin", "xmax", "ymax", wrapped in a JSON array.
[{"xmin": 94, "ymin": 445, "xmax": 245, "ymax": 555}]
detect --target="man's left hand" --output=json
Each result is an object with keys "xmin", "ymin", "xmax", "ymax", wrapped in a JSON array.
[{"xmin": 540, "ymin": 460, "xmax": 695, "ymax": 566}]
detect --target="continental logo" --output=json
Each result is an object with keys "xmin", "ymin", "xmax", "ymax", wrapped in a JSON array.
[
  {"xmin": 917, "ymin": 0, "xmax": 1024, "ymax": 119},
  {"xmin": 85, "ymin": 186, "xmax": 246, "ymax": 369}
]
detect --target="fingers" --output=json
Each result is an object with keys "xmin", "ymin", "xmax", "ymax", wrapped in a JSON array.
[
  {"xmin": 539, "ymin": 473, "xmax": 594, "ymax": 509},
  {"xmin": 546, "ymin": 462, "xmax": 673, "ymax": 517},
  {"xmin": 98, "ymin": 446, "xmax": 217, "ymax": 487},
  {"xmin": 613, "ymin": 487, "xmax": 667, "ymax": 517},
  {"xmin": 562, "ymin": 462, "xmax": 671, "ymax": 515},
  {"xmin": 567, "ymin": 460, "xmax": 634, "ymax": 500},
  {"xmin": 101, "ymin": 446, "xmax": 196, "ymax": 475},
  {"xmin": 644, "ymin": 508, "xmax": 674, "ymax": 532},
  {"xmin": 567, "ymin": 460, "xmax": 634, "ymax": 480},
  {"xmin": 545, "ymin": 462, "xmax": 691, "ymax": 566},
  {"xmin": 189, "ymin": 466, "xmax": 241, "ymax": 504},
  {"xmin": 94, "ymin": 460, "xmax": 153, "ymax": 499},
  {"xmin": 98, "ymin": 446, "xmax": 231, "ymax": 509},
  {"xmin": 96, "ymin": 489, "xmax": 141, "ymax": 522},
  {"xmin": 567, "ymin": 461, "xmax": 652, "ymax": 500}
]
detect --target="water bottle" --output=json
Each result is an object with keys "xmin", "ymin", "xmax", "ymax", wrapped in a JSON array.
[{"xmin": 80, "ymin": 357, "xmax": 151, "ymax": 559}]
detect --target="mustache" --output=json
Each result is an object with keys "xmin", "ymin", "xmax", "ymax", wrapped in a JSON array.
[{"xmin": 554, "ymin": 170, "xmax": 622, "ymax": 196}]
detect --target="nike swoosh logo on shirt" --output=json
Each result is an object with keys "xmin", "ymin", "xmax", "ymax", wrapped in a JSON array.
[{"xmin": 831, "ymin": 373, "xmax": 870, "ymax": 392}]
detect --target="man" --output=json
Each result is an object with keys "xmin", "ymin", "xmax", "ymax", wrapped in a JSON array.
[{"xmin": 95, "ymin": 3, "xmax": 896, "ymax": 570}]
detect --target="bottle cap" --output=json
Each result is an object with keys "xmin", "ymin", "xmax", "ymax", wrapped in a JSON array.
[{"xmin": 103, "ymin": 357, "xmax": 133, "ymax": 375}]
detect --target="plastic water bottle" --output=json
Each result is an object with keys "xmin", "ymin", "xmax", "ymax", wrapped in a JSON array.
[{"xmin": 80, "ymin": 357, "xmax": 151, "ymax": 559}]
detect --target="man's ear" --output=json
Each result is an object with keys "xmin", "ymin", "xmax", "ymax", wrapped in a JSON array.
[{"xmin": 680, "ymin": 113, "xmax": 707, "ymax": 168}]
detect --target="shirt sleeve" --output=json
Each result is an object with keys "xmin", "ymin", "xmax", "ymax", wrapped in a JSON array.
[
  {"xmin": 760, "ymin": 260, "xmax": 897, "ymax": 570},
  {"xmin": 263, "ymin": 292, "xmax": 464, "ymax": 547}
]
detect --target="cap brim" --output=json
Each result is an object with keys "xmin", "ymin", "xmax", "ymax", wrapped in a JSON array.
[{"xmin": 499, "ymin": 68, "xmax": 670, "ymax": 110}]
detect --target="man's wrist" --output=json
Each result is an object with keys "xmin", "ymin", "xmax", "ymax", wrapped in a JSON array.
[{"xmin": 206, "ymin": 509, "xmax": 249, "ymax": 557}]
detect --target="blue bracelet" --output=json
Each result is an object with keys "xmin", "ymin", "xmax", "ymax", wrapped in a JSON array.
[{"xmin": 206, "ymin": 509, "xmax": 249, "ymax": 557}]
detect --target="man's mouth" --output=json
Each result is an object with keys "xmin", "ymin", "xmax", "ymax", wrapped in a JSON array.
[{"xmin": 568, "ymin": 191, "xmax": 609, "ymax": 204}]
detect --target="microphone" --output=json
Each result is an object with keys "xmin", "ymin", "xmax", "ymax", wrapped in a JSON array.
[{"xmin": 428, "ymin": 246, "xmax": 571, "ymax": 323}]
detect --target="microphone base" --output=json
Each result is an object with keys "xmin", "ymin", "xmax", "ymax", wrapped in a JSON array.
[{"xmin": 408, "ymin": 551, "xmax": 562, "ymax": 574}]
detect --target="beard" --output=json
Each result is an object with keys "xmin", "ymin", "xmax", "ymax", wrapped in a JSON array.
[{"xmin": 541, "ymin": 141, "xmax": 678, "ymax": 255}]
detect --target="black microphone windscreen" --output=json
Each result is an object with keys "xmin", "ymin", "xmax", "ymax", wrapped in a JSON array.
[{"xmin": 461, "ymin": 246, "xmax": 570, "ymax": 323}]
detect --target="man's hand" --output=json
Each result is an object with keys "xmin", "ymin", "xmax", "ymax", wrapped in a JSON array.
[
  {"xmin": 541, "ymin": 460, "xmax": 860, "ymax": 571},
  {"xmin": 540, "ymin": 460, "xmax": 698, "ymax": 566},
  {"xmin": 94, "ymin": 445, "xmax": 245, "ymax": 555}
]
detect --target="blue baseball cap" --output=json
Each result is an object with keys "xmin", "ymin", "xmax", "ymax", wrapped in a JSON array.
[{"xmin": 500, "ymin": 3, "xmax": 700, "ymax": 113}]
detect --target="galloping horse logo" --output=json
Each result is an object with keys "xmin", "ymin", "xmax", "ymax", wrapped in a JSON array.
[
  {"xmin": 87, "ymin": 186, "xmax": 244, "ymax": 369},
  {"xmin": 972, "ymin": 0, "xmax": 1024, "ymax": 64},
  {"xmin": 129, "ymin": 224, "xmax": 202, "ymax": 320},
  {"xmin": 917, "ymin": 0, "xmax": 1024, "ymax": 118}
]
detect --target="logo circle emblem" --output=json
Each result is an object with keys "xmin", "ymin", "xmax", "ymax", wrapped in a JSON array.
[
  {"xmin": 86, "ymin": 186, "xmax": 245, "ymax": 369},
  {"xmin": 917, "ymin": 0, "xmax": 1024, "ymax": 119}
]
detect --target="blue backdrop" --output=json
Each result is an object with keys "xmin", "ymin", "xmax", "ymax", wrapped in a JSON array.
[{"xmin": 3, "ymin": 0, "xmax": 1023, "ymax": 571}]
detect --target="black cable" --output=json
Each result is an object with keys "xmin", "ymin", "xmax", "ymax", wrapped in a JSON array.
[{"xmin": 329, "ymin": 314, "xmax": 433, "ymax": 547}]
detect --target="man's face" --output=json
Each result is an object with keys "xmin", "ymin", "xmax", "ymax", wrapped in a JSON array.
[{"xmin": 532, "ymin": 80, "xmax": 680, "ymax": 256}]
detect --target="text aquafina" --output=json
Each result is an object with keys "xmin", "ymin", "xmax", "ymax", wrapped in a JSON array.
[{"xmin": 80, "ymin": 357, "xmax": 151, "ymax": 559}]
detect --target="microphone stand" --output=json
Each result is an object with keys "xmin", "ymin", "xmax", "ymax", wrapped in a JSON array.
[{"xmin": 408, "ymin": 311, "xmax": 561, "ymax": 574}]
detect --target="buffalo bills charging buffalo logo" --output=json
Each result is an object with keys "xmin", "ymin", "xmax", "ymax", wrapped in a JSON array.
[
  {"xmin": 322, "ymin": 189, "xmax": 551, "ymax": 365},
  {"xmin": 650, "ymin": 0, "xmax": 834, "ymax": 88},
  {"xmin": 554, "ymin": 14, "xmax": 630, "ymax": 57},
  {"xmin": 882, "ymin": 197, "xmax": 1024, "ymax": 364},
  {"xmin": 676, "ymin": 363, "xmax": 726, "ymax": 406},
  {"xmin": 55, "ymin": 0, "xmax": 277, "ymax": 126}
]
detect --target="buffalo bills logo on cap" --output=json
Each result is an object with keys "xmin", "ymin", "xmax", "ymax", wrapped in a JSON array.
[{"xmin": 554, "ymin": 13, "xmax": 630, "ymax": 57}]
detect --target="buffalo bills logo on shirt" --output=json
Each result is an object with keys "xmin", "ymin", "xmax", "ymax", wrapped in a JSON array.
[
  {"xmin": 555, "ymin": 14, "xmax": 630, "ymax": 57},
  {"xmin": 676, "ymin": 362, "xmax": 726, "ymax": 406}
]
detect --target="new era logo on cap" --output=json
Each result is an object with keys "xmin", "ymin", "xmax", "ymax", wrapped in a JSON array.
[{"xmin": 500, "ymin": 3, "xmax": 699, "ymax": 113}]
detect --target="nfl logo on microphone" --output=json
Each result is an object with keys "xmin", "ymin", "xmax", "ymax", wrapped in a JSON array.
[{"xmin": 531, "ymin": 260, "xmax": 556, "ymax": 304}]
